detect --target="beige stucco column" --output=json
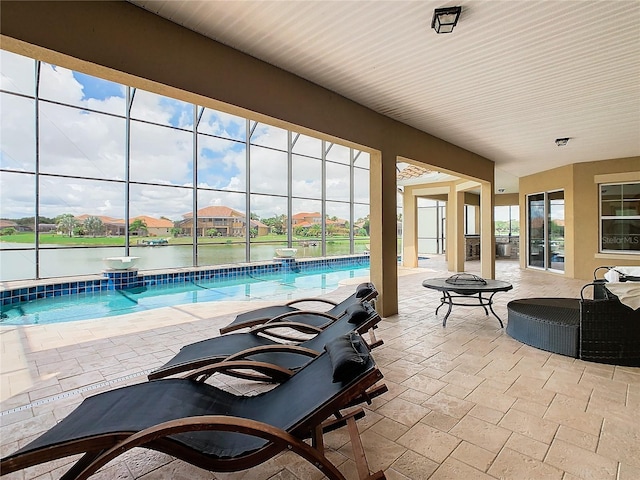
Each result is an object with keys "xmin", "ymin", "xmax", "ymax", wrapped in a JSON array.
[
  {"xmin": 480, "ymin": 181, "xmax": 496, "ymax": 279},
  {"xmin": 370, "ymin": 151, "xmax": 399, "ymax": 317},
  {"xmin": 401, "ymin": 185, "xmax": 418, "ymax": 267},
  {"xmin": 447, "ymin": 186, "xmax": 466, "ymax": 272}
]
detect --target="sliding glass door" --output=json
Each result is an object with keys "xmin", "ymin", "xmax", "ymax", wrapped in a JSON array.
[
  {"xmin": 548, "ymin": 191, "xmax": 565, "ymax": 271},
  {"xmin": 527, "ymin": 194, "xmax": 545, "ymax": 268},
  {"xmin": 527, "ymin": 191, "xmax": 564, "ymax": 272}
]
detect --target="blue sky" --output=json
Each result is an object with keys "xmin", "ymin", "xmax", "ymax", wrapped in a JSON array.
[{"xmin": 73, "ymin": 72, "xmax": 124, "ymax": 101}]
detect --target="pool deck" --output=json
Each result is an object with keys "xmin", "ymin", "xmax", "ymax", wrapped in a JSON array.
[{"xmin": 1, "ymin": 257, "xmax": 639, "ymax": 480}]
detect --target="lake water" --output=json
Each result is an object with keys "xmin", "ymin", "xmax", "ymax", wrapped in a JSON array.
[{"xmin": 1, "ymin": 242, "xmax": 369, "ymax": 280}]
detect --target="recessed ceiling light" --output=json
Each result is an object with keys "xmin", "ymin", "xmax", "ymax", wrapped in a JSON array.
[{"xmin": 555, "ymin": 138, "xmax": 570, "ymax": 147}]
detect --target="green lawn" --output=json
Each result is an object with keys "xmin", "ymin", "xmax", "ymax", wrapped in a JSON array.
[
  {"xmin": 0, "ymin": 233, "xmax": 126, "ymax": 246},
  {"xmin": 1, "ymin": 232, "xmax": 371, "ymax": 247}
]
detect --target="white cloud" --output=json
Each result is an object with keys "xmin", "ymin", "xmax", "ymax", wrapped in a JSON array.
[
  {"xmin": 0, "ymin": 50, "xmax": 35, "ymax": 95},
  {"xmin": 38, "ymin": 176, "xmax": 124, "ymax": 219},
  {"xmin": 1, "ymin": 93, "xmax": 36, "ymax": 171},
  {"xmin": 1, "ymin": 51, "xmax": 370, "ymax": 225},
  {"xmin": 39, "ymin": 63, "xmax": 86, "ymax": 105},
  {"xmin": 0, "ymin": 171, "xmax": 35, "ymax": 218},
  {"xmin": 39, "ymin": 102, "xmax": 126, "ymax": 180}
]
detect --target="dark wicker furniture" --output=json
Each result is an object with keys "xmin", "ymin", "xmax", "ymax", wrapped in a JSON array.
[
  {"xmin": 579, "ymin": 284, "xmax": 640, "ymax": 367},
  {"xmin": 506, "ymin": 298, "xmax": 580, "ymax": 357},
  {"xmin": 507, "ymin": 287, "xmax": 640, "ymax": 366}
]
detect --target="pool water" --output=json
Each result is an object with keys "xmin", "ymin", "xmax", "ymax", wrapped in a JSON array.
[{"xmin": 0, "ymin": 267, "xmax": 370, "ymax": 326}]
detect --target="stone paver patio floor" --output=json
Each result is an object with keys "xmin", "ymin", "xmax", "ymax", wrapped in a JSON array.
[{"xmin": 1, "ymin": 257, "xmax": 639, "ymax": 479}]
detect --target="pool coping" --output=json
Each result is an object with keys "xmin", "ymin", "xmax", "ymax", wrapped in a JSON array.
[{"xmin": 1, "ymin": 255, "xmax": 370, "ymax": 307}]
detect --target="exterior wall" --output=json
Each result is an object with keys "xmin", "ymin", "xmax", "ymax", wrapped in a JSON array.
[
  {"xmin": 147, "ymin": 227, "xmax": 171, "ymax": 237},
  {"xmin": 179, "ymin": 217, "xmax": 248, "ymax": 237},
  {"xmin": 1, "ymin": 1, "xmax": 496, "ymax": 316},
  {"xmin": 495, "ymin": 193, "xmax": 519, "ymax": 206},
  {"xmin": 519, "ymin": 158, "xmax": 640, "ymax": 281},
  {"xmin": 253, "ymin": 225, "xmax": 270, "ymax": 236},
  {"xmin": 292, "ymin": 213, "xmax": 322, "ymax": 226},
  {"xmin": 572, "ymin": 157, "xmax": 640, "ymax": 279}
]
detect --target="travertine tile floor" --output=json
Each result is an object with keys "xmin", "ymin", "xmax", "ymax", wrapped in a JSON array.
[{"xmin": 1, "ymin": 257, "xmax": 639, "ymax": 479}]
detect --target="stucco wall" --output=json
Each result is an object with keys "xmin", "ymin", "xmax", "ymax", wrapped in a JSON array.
[
  {"xmin": 573, "ymin": 157, "xmax": 640, "ymax": 279},
  {"xmin": 520, "ymin": 158, "xmax": 640, "ymax": 281},
  {"xmin": 495, "ymin": 193, "xmax": 519, "ymax": 206}
]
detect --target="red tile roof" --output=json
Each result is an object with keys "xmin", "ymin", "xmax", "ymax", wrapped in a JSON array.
[
  {"xmin": 75, "ymin": 214, "xmax": 173, "ymax": 228},
  {"xmin": 183, "ymin": 206, "xmax": 244, "ymax": 218},
  {"xmin": 75, "ymin": 214, "xmax": 124, "ymax": 225},
  {"xmin": 292, "ymin": 212, "xmax": 321, "ymax": 220},
  {"xmin": 130, "ymin": 215, "xmax": 174, "ymax": 228}
]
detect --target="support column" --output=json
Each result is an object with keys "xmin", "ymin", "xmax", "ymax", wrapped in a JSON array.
[
  {"xmin": 447, "ymin": 186, "xmax": 465, "ymax": 272},
  {"xmin": 480, "ymin": 181, "xmax": 495, "ymax": 279},
  {"xmin": 402, "ymin": 185, "xmax": 418, "ymax": 267},
  {"xmin": 370, "ymin": 150, "xmax": 398, "ymax": 317}
]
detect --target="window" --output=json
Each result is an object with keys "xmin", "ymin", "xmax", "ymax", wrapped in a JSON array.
[
  {"xmin": 600, "ymin": 182, "xmax": 640, "ymax": 253},
  {"xmin": 417, "ymin": 198, "xmax": 446, "ymax": 255},
  {"xmin": 494, "ymin": 205, "xmax": 519, "ymax": 236},
  {"xmin": 0, "ymin": 50, "xmax": 371, "ymax": 280},
  {"xmin": 464, "ymin": 205, "xmax": 476, "ymax": 235}
]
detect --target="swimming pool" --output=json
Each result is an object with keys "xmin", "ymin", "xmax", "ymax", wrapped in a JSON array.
[{"xmin": 0, "ymin": 265, "xmax": 370, "ymax": 326}]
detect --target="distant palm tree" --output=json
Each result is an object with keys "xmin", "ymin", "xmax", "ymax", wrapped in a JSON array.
[
  {"xmin": 83, "ymin": 216, "xmax": 104, "ymax": 237},
  {"xmin": 129, "ymin": 219, "xmax": 148, "ymax": 236},
  {"xmin": 307, "ymin": 224, "xmax": 321, "ymax": 238},
  {"xmin": 56, "ymin": 214, "xmax": 78, "ymax": 237}
]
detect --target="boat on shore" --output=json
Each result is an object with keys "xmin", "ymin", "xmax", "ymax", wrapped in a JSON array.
[{"xmin": 138, "ymin": 238, "xmax": 169, "ymax": 246}]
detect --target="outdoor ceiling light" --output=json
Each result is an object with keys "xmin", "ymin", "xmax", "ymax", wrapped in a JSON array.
[
  {"xmin": 555, "ymin": 138, "xmax": 570, "ymax": 147},
  {"xmin": 432, "ymin": 6, "xmax": 462, "ymax": 34}
]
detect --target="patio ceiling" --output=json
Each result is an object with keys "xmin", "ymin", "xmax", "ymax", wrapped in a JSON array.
[{"xmin": 128, "ymin": 1, "xmax": 640, "ymax": 194}]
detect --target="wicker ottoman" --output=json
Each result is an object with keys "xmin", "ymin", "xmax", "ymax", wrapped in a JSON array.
[{"xmin": 506, "ymin": 298, "xmax": 580, "ymax": 357}]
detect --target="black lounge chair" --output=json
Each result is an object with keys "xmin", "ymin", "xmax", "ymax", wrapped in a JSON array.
[
  {"xmin": 149, "ymin": 301, "xmax": 383, "ymax": 381},
  {"xmin": 219, "ymin": 282, "xmax": 378, "ymax": 334},
  {"xmin": 1, "ymin": 334, "xmax": 386, "ymax": 480}
]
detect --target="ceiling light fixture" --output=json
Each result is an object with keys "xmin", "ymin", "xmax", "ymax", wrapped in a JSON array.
[
  {"xmin": 432, "ymin": 6, "xmax": 462, "ymax": 34},
  {"xmin": 555, "ymin": 137, "xmax": 570, "ymax": 147}
]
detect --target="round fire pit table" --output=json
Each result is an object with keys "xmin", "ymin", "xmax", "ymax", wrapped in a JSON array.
[{"xmin": 422, "ymin": 275, "xmax": 513, "ymax": 327}]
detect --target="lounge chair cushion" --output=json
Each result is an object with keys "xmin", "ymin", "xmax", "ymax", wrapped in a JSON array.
[
  {"xmin": 325, "ymin": 333, "xmax": 370, "ymax": 382},
  {"xmin": 346, "ymin": 304, "xmax": 370, "ymax": 324},
  {"xmin": 356, "ymin": 283, "xmax": 375, "ymax": 298}
]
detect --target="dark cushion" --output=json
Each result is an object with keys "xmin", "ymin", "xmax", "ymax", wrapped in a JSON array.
[
  {"xmin": 356, "ymin": 283, "xmax": 374, "ymax": 298},
  {"xmin": 325, "ymin": 333, "xmax": 370, "ymax": 383},
  {"xmin": 346, "ymin": 304, "xmax": 370, "ymax": 324}
]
